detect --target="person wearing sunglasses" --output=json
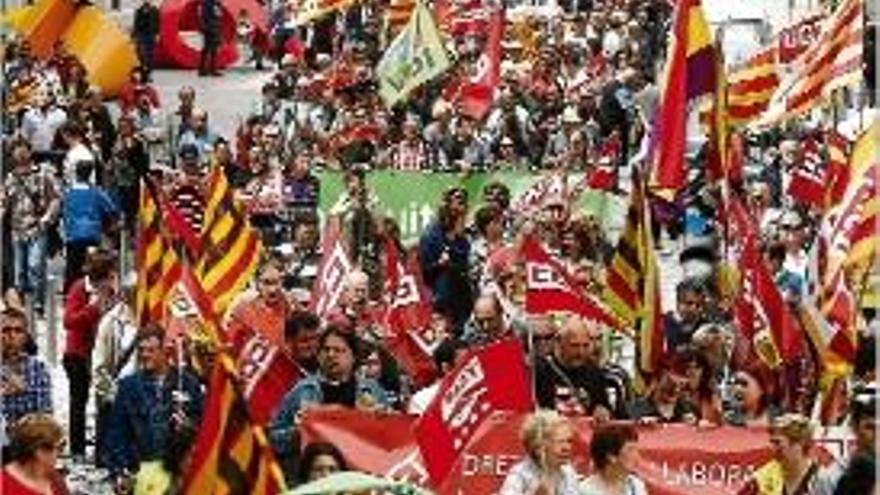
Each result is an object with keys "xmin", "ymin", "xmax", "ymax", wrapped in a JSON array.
[{"xmin": 1, "ymin": 299, "xmax": 52, "ymax": 430}]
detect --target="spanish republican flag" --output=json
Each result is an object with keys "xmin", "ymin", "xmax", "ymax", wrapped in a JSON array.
[{"xmin": 650, "ymin": 0, "xmax": 718, "ymax": 193}]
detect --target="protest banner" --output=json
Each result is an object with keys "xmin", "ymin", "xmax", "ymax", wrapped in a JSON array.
[
  {"xmin": 317, "ymin": 171, "xmax": 626, "ymax": 243},
  {"xmin": 300, "ymin": 409, "xmax": 852, "ymax": 495}
]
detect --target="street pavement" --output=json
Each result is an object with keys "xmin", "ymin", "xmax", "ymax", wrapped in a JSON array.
[{"xmin": 151, "ymin": 67, "xmax": 275, "ymax": 139}]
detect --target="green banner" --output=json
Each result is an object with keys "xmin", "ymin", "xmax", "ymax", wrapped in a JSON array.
[
  {"xmin": 377, "ymin": 1, "xmax": 452, "ymax": 107},
  {"xmin": 317, "ymin": 171, "xmax": 626, "ymax": 244}
]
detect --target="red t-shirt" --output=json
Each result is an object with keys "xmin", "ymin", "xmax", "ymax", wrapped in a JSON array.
[{"xmin": 1, "ymin": 467, "xmax": 68, "ymax": 495}]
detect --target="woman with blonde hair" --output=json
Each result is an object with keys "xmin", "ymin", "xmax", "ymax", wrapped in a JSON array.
[
  {"xmin": 499, "ymin": 410, "xmax": 580, "ymax": 495},
  {"xmin": 1, "ymin": 413, "xmax": 69, "ymax": 494}
]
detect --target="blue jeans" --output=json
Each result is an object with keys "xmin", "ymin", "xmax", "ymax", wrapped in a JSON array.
[{"xmin": 12, "ymin": 234, "xmax": 47, "ymax": 312}]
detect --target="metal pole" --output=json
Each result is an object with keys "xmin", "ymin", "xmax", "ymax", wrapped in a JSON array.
[
  {"xmin": 0, "ymin": 0, "xmax": 7, "ymax": 297},
  {"xmin": 46, "ymin": 272, "xmax": 57, "ymax": 365}
]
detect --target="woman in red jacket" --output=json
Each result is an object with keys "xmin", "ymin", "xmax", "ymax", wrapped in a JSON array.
[{"xmin": 62, "ymin": 248, "xmax": 117, "ymax": 459}]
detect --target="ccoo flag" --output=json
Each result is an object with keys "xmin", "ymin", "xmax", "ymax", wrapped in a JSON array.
[{"xmin": 377, "ymin": 0, "xmax": 452, "ymax": 108}]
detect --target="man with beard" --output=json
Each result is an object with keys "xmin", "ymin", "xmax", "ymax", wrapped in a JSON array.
[{"xmin": 269, "ymin": 327, "xmax": 387, "ymax": 482}]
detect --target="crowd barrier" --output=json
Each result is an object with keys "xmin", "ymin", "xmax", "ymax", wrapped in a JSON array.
[{"xmin": 300, "ymin": 409, "xmax": 853, "ymax": 495}]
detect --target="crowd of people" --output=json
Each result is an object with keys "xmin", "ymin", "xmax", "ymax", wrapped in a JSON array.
[{"xmin": 0, "ymin": 0, "xmax": 877, "ymax": 493}]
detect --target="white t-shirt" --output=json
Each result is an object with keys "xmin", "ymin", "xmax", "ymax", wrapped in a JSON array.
[
  {"xmin": 63, "ymin": 142, "xmax": 96, "ymax": 184},
  {"xmin": 580, "ymin": 474, "xmax": 648, "ymax": 495}
]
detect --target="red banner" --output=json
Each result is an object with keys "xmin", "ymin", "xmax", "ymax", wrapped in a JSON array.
[
  {"xmin": 415, "ymin": 340, "xmax": 534, "ymax": 485},
  {"xmin": 300, "ymin": 409, "xmax": 851, "ymax": 495}
]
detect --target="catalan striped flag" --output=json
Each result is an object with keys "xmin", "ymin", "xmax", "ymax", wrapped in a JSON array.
[
  {"xmin": 603, "ymin": 169, "xmax": 663, "ymax": 373},
  {"xmin": 650, "ymin": 0, "xmax": 719, "ymax": 193},
  {"xmin": 760, "ymin": 0, "xmax": 863, "ymax": 124},
  {"xmin": 294, "ymin": 0, "xmax": 358, "ymax": 25},
  {"xmin": 825, "ymin": 122, "xmax": 879, "ymax": 284},
  {"xmin": 181, "ymin": 353, "xmax": 286, "ymax": 495},
  {"xmin": 726, "ymin": 45, "xmax": 780, "ymax": 128},
  {"xmin": 802, "ymin": 241, "xmax": 858, "ymax": 370},
  {"xmin": 384, "ymin": 0, "xmax": 415, "ymax": 36},
  {"xmin": 135, "ymin": 183, "xmax": 182, "ymax": 326},
  {"xmin": 197, "ymin": 164, "xmax": 263, "ymax": 319},
  {"xmin": 799, "ymin": 124, "xmax": 878, "ymax": 374}
]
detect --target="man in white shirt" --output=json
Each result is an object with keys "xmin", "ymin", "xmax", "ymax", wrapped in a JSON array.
[
  {"xmin": 60, "ymin": 121, "xmax": 96, "ymax": 185},
  {"xmin": 21, "ymin": 90, "xmax": 67, "ymax": 159},
  {"xmin": 91, "ymin": 276, "xmax": 139, "ymax": 467}
]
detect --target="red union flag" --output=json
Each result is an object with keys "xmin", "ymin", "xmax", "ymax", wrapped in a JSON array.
[
  {"xmin": 778, "ymin": 14, "xmax": 823, "ymax": 64},
  {"xmin": 231, "ymin": 326, "xmax": 302, "ymax": 425},
  {"xmin": 414, "ymin": 339, "xmax": 533, "ymax": 486},
  {"xmin": 521, "ymin": 235, "xmax": 621, "ymax": 329},
  {"xmin": 728, "ymin": 195, "xmax": 802, "ymax": 365},
  {"xmin": 310, "ymin": 217, "xmax": 353, "ymax": 318},
  {"xmin": 384, "ymin": 239, "xmax": 440, "ymax": 388},
  {"xmin": 451, "ymin": 7, "xmax": 502, "ymax": 120}
]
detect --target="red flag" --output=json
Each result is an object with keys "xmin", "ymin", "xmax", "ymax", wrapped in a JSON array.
[
  {"xmin": 384, "ymin": 239, "xmax": 440, "ymax": 388},
  {"xmin": 230, "ymin": 325, "xmax": 302, "ymax": 425},
  {"xmin": 414, "ymin": 339, "xmax": 533, "ymax": 486},
  {"xmin": 728, "ymin": 195, "xmax": 802, "ymax": 364},
  {"xmin": 510, "ymin": 173, "xmax": 573, "ymax": 216},
  {"xmin": 787, "ymin": 166, "xmax": 825, "ymax": 207},
  {"xmin": 521, "ymin": 235, "xmax": 622, "ymax": 330},
  {"xmin": 824, "ymin": 131, "xmax": 850, "ymax": 208},
  {"xmin": 585, "ymin": 133, "xmax": 620, "ymax": 191},
  {"xmin": 447, "ymin": 7, "xmax": 502, "ymax": 120},
  {"xmin": 310, "ymin": 217, "xmax": 353, "ymax": 318}
]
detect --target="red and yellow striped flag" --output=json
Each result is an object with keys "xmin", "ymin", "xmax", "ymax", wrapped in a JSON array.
[
  {"xmin": 825, "ymin": 122, "xmax": 879, "ymax": 283},
  {"xmin": 603, "ymin": 170, "xmax": 663, "ymax": 374},
  {"xmin": 181, "ymin": 353, "xmax": 286, "ymax": 495},
  {"xmin": 727, "ymin": 45, "xmax": 779, "ymax": 128},
  {"xmin": 135, "ymin": 183, "xmax": 182, "ymax": 326},
  {"xmin": 294, "ymin": 0, "xmax": 358, "ymax": 25},
  {"xmin": 824, "ymin": 130, "xmax": 851, "ymax": 209},
  {"xmin": 384, "ymin": 0, "xmax": 415, "ymax": 36},
  {"xmin": 197, "ymin": 164, "xmax": 263, "ymax": 319},
  {"xmin": 759, "ymin": 0, "xmax": 863, "ymax": 124}
]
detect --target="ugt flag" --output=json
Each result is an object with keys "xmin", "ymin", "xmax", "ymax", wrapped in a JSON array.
[
  {"xmin": 377, "ymin": 0, "xmax": 451, "ymax": 107},
  {"xmin": 414, "ymin": 339, "xmax": 533, "ymax": 486}
]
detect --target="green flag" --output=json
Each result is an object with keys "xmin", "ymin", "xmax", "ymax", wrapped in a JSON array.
[{"xmin": 377, "ymin": 0, "xmax": 451, "ymax": 107}]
